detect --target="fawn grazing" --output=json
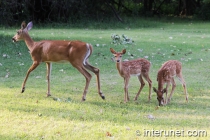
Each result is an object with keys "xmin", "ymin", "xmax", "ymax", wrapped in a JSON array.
[
  {"xmin": 110, "ymin": 48, "xmax": 152, "ymax": 103},
  {"xmin": 12, "ymin": 21, "xmax": 105, "ymax": 101},
  {"xmin": 153, "ymin": 60, "xmax": 188, "ymax": 106}
]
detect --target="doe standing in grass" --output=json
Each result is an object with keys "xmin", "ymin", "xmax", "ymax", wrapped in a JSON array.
[
  {"xmin": 110, "ymin": 48, "xmax": 152, "ymax": 103},
  {"xmin": 12, "ymin": 21, "xmax": 105, "ymax": 101},
  {"xmin": 153, "ymin": 60, "xmax": 188, "ymax": 106}
]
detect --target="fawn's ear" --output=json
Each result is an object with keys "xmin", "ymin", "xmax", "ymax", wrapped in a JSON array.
[
  {"xmin": 153, "ymin": 87, "xmax": 157, "ymax": 93},
  {"xmin": 110, "ymin": 48, "xmax": 116, "ymax": 54},
  {"xmin": 122, "ymin": 49, "xmax": 126, "ymax": 54},
  {"xmin": 162, "ymin": 88, "xmax": 167, "ymax": 93}
]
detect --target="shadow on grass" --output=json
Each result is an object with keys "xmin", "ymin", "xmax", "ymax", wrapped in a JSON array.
[{"xmin": 2, "ymin": 88, "xmax": 209, "ymax": 128}]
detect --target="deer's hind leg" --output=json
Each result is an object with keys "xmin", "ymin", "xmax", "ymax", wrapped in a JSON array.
[
  {"xmin": 134, "ymin": 75, "xmax": 145, "ymax": 101},
  {"xmin": 72, "ymin": 63, "xmax": 92, "ymax": 101},
  {"xmin": 177, "ymin": 73, "xmax": 188, "ymax": 102},
  {"xmin": 142, "ymin": 73, "xmax": 152, "ymax": 101},
  {"xmin": 84, "ymin": 62, "xmax": 105, "ymax": 100}
]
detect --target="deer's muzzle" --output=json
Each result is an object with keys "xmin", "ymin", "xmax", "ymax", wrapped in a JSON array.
[{"xmin": 12, "ymin": 37, "xmax": 17, "ymax": 42}]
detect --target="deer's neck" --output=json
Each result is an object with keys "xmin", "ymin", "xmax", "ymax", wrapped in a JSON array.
[
  {"xmin": 158, "ymin": 81, "xmax": 163, "ymax": 91},
  {"xmin": 24, "ymin": 33, "xmax": 34, "ymax": 52},
  {"xmin": 157, "ymin": 74, "xmax": 164, "ymax": 91},
  {"xmin": 116, "ymin": 62, "xmax": 124, "ymax": 76}
]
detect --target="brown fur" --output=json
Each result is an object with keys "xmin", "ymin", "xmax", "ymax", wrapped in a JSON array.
[
  {"xmin": 12, "ymin": 21, "xmax": 105, "ymax": 101},
  {"xmin": 110, "ymin": 48, "xmax": 152, "ymax": 103},
  {"xmin": 153, "ymin": 60, "xmax": 188, "ymax": 106}
]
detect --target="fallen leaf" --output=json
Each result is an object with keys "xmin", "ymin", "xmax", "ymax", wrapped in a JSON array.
[
  {"xmin": 126, "ymin": 127, "xmax": 131, "ymax": 130},
  {"xmin": 147, "ymin": 114, "xmax": 155, "ymax": 120},
  {"xmin": 155, "ymin": 106, "xmax": 160, "ymax": 110},
  {"xmin": 106, "ymin": 132, "xmax": 112, "ymax": 137},
  {"xmin": 18, "ymin": 62, "xmax": 24, "ymax": 66},
  {"xmin": 5, "ymin": 72, "xmax": 10, "ymax": 78},
  {"xmin": 3, "ymin": 54, "xmax": 10, "ymax": 58},
  {"xmin": 36, "ymin": 76, "xmax": 41, "ymax": 78},
  {"xmin": 137, "ymin": 49, "xmax": 143, "ymax": 52}
]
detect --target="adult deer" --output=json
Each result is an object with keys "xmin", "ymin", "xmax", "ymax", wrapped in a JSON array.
[
  {"xmin": 110, "ymin": 48, "xmax": 152, "ymax": 103},
  {"xmin": 12, "ymin": 21, "xmax": 105, "ymax": 101},
  {"xmin": 153, "ymin": 60, "xmax": 188, "ymax": 106}
]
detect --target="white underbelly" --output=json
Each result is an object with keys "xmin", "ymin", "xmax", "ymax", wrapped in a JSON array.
[
  {"xmin": 45, "ymin": 60, "xmax": 69, "ymax": 63},
  {"xmin": 131, "ymin": 73, "xmax": 141, "ymax": 76}
]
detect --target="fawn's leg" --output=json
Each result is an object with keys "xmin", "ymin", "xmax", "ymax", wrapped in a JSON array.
[
  {"xmin": 124, "ymin": 77, "xmax": 130, "ymax": 103},
  {"xmin": 134, "ymin": 75, "xmax": 145, "ymax": 101}
]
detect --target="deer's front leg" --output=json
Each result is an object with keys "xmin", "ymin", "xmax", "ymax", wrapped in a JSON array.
[
  {"xmin": 124, "ymin": 77, "xmax": 130, "ymax": 103},
  {"xmin": 164, "ymin": 82, "xmax": 170, "ymax": 105},
  {"xmin": 168, "ymin": 78, "xmax": 176, "ymax": 103},
  {"xmin": 21, "ymin": 62, "xmax": 40, "ymax": 93},
  {"xmin": 46, "ymin": 62, "xmax": 52, "ymax": 97}
]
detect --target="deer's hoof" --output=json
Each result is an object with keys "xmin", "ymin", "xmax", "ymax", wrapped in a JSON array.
[
  {"xmin": 101, "ymin": 95, "xmax": 105, "ymax": 100},
  {"xmin": 124, "ymin": 100, "xmax": 128, "ymax": 103},
  {"xmin": 47, "ymin": 93, "xmax": 51, "ymax": 97},
  {"xmin": 133, "ymin": 97, "xmax": 138, "ymax": 101},
  {"xmin": 100, "ymin": 92, "xmax": 105, "ymax": 100},
  {"xmin": 21, "ymin": 87, "xmax": 25, "ymax": 93}
]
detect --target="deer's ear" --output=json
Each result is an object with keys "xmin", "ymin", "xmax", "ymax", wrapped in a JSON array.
[
  {"xmin": 26, "ymin": 21, "xmax": 33, "ymax": 31},
  {"xmin": 153, "ymin": 87, "xmax": 157, "ymax": 93},
  {"xmin": 162, "ymin": 88, "xmax": 167, "ymax": 93},
  {"xmin": 110, "ymin": 48, "xmax": 116, "ymax": 54},
  {"xmin": 122, "ymin": 49, "xmax": 126, "ymax": 54},
  {"xmin": 21, "ymin": 21, "xmax": 26, "ymax": 29}
]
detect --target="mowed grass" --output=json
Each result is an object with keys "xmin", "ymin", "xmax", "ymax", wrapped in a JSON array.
[{"xmin": 0, "ymin": 18, "xmax": 210, "ymax": 139}]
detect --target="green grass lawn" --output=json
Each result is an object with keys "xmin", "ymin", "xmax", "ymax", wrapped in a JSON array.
[{"xmin": 0, "ymin": 18, "xmax": 210, "ymax": 139}]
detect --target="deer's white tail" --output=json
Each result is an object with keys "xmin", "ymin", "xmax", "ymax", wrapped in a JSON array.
[{"xmin": 83, "ymin": 43, "xmax": 91, "ymax": 65}]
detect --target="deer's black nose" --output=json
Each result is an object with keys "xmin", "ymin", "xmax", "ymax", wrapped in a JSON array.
[{"xmin": 12, "ymin": 38, "xmax": 16, "ymax": 42}]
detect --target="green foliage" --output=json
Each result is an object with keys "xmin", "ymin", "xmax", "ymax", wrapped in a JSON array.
[
  {"xmin": 1, "ymin": 0, "xmax": 210, "ymax": 26},
  {"xmin": 196, "ymin": 2, "xmax": 210, "ymax": 20},
  {"xmin": 0, "ymin": 18, "xmax": 210, "ymax": 139},
  {"xmin": 111, "ymin": 34, "xmax": 134, "ymax": 45}
]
